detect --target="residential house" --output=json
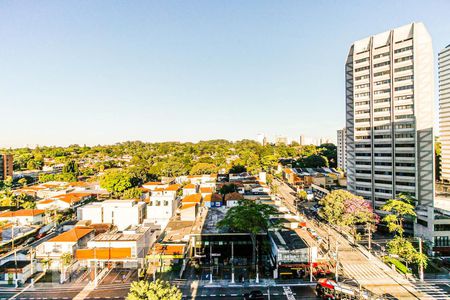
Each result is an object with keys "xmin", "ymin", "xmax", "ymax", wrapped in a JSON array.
[{"xmin": 0, "ymin": 209, "xmax": 45, "ymax": 226}]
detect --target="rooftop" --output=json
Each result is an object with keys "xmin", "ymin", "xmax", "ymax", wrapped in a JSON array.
[
  {"xmin": 269, "ymin": 230, "xmax": 307, "ymax": 251},
  {"xmin": 0, "ymin": 209, "xmax": 45, "ymax": 218},
  {"xmin": 47, "ymin": 227, "xmax": 94, "ymax": 243}
]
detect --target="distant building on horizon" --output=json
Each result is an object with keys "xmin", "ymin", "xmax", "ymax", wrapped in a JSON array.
[
  {"xmin": 256, "ymin": 133, "xmax": 268, "ymax": 146},
  {"xmin": 337, "ymin": 128, "xmax": 347, "ymax": 172},
  {"xmin": 439, "ymin": 44, "xmax": 450, "ymax": 182},
  {"xmin": 0, "ymin": 154, "xmax": 13, "ymax": 181},
  {"xmin": 345, "ymin": 22, "xmax": 435, "ymax": 214},
  {"xmin": 275, "ymin": 136, "xmax": 288, "ymax": 146}
]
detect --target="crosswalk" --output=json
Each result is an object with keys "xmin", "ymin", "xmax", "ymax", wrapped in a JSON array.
[
  {"xmin": 341, "ymin": 262, "xmax": 409, "ymax": 285},
  {"xmin": 412, "ymin": 281, "xmax": 450, "ymax": 300}
]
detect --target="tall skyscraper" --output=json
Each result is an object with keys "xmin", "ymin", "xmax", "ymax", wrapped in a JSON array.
[
  {"xmin": 0, "ymin": 154, "xmax": 14, "ymax": 180},
  {"xmin": 439, "ymin": 45, "xmax": 450, "ymax": 182},
  {"xmin": 337, "ymin": 128, "xmax": 347, "ymax": 172},
  {"xmin": 346, "ymin": 23, "xmax": 434, "ymax": 212}
]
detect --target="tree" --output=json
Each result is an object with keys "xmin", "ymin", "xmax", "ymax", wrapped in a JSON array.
[
  {"xmin": 319, "ymin": 190, "xmax": 377, "ymax": 240},
  {"xmin": 297, "ymin": 190, "xmax": 308, "ymax": 201},
  {"xmin": 62, "ymin": 160, "xmax": 80, "ymax": 175},
  {"xmin": 18, "ymin": 178, "xmax": 27, "ymax": 187},
  {"xmin": 127, "ymin": 279, "xmax": 182, "ymax": 300},
  {"xmin": 189, "ymin": 163, "xmax": 218, "ymax": 175},
  {"xmin": 217, "ymin": 200, "xmax": 280, "ymax": 275},
  {"xmin": 298, "ymin": 154, "xmax": 329, "ymax": 168},
  {"xmin": 229, "ymin": 165, "xmax": 247, "ymax": 174},
  {"xmin": 381, "ymin": 196, "xmax": 416, "ymax": 237},
  {"xmin": 60, "ymin": 252, "xmax": 72, "ymax": 283},
  {"xmin": 123, "ymin": 187, "xmax": 143, "ymax": 200},
  {"xmin": 219, "ymin": 183, "xmax": 238, "ymax": 195},
  {"xmin": 319, "ymin": 143, "xmax": 337, "ymax": 168},
  {"xmin": 100, "ymin": 169, "xmax": 133, "ymax": 197}
]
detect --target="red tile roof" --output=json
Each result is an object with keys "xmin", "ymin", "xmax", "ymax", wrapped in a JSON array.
[
  {"xmin": 0, "ymin": 209, "xmax": 45, "ymax": 218},
  {"xmin": 47, "ymin": 227, "xmax": 94, "ymax": 243}
]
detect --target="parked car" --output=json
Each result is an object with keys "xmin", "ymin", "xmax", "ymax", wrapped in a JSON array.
[{"xmin": 244, "ymin": 290, "xmax": 264, "ymax": 299}]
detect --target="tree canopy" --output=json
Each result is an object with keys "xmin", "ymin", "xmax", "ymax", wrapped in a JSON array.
[
  {"xmin": 127, "ymin": 280, "xmax": 182, "ymax": 300},
  {"xmin": 217, "ymin": 200, "xmax": 279, "ymax": 234}
]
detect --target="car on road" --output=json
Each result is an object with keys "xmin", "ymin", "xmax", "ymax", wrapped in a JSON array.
[{"xmin": 243, "ymin": 290, "xmax": 264, "ymax": 299}]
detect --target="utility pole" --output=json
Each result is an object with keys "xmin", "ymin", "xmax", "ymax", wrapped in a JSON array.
[
  {"xmin": 256, "ymin": 239, "xmax": 259, "ymax": 283},
  {"xmin": 309, "ymin": 247, "xmax": 313, "ymax": 283},
  {"xmin": 368, "ymin": 223, "xmax": 372, "ymax": 250},
  {"xmin": 231, "ymin": 241, "xmax": 235, "ymax": 283},
  {"xmin": 335, "ymin": 240, "xmax": 339, "ymax": 283},
  {"xmin": 12, "ymin": 221, "xmax": 18, "ymax": 288},
  {"xmin": 209, "ymin": 242, "xmax": 213, "ymax": 284},
  {"xmin": 30, "ymin": 247, "xmax": 35, "ymax": 287},
  {"xmin": 418, "ymin": 237, "xmax": 424, "ymax": 282}
]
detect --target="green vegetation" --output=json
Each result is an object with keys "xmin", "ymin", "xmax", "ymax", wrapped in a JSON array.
[
  {"xmin": 318, "ymin": 190, "xmax": 377, "ymax": 240},
  {"xmin": 1, "ymin": 140, "xmax": 336, "ymax": 182},
  {"xmin": 383, "ymin": 256, "xmax": 411, "ymax": 274},
  {"xmin": 127, "ymin": 279, "xmax": 182, "ymax": 300},
  {"xmin": 381, "ymin": 194, "xmax": 428, "ymax": 271}
]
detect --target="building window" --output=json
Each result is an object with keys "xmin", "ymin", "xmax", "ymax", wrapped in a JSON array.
[
  {"xmin": 356, "ymin": 109, "xmax": 370, "ymax": 114},
  {"xmin": 356, "ymin": 57, "xmax": 370, "ymax": 63},
  {"xmin": 355, "ymin": 66, "xmax": 370, "ymax": 72},
  {"xmin": 396, "ymin": 181, "xmax": 415, "ymax": 187},
  {"xmin": 395, "ymin": 65, "xmax": 413, "ymax": 72},
  {"xmin": 395, "ymin": 133, "xmax": 414, "ymax": 139},
  {"xmin": 434, "ymin": 236, "xmax": 450, "ymax": 247},
  {"xmin": 374, "ymin": 61, "xmax": 390, "ymax": 68},
  {"xmin": 395, "ymin": 95, "xmax": 413, "ymax": 101},
  {"xmin": 395, "ymin": 162, "xmax": 415, "ymax": 167},
  {"xmin": 395, "ymin": 114, "xmax": 414, "ymax": 120},
  {"xmin": 394, "ymin": 55, "xmax": 413, "ymax": 63},
  {"xmin": 374, "ymin": 116, "xmax": 390, "ymax": 122},
  {"xmin": 374, "ymin": 89, "xmax": 390, "ymax": 95},
  {"xmin": 374, "ymin": 52, "xmax": 389, "ymax": 59},
  {"xmin": 394, "ymin": 46, "xmax": 413, "ymax": 53},
  {"xmin": 395, "ymin": 172, "xmax": 415, "ymax": 177},
  {"xmin": 374, "ymin": 70, "xmax": 390, "ymax": 77},
  {"xmin": 355, "ymin": 118, "xmax": 371, "ymax": 123},
  {"xmin": 374, "ymin": 134, "xmax": 391, "ymax": 139},
  {"xmin": 395, "ymin": 124, "xmax": 413, "ymax": 129},
  {"xmin": 434, "ymin": 224, "xmax": 450, "ymax": 231},
  {"xmin": 374, "ymin": 153, "xmax": 391, "ymax": 157},
  {"xmin": 374, "ymin": 107, "xmax": 390, "ymax": 112},
  {"xmin": 395, "ymin": 85, "xmax": 414, "ymax": 91},
  {"xmin": 356, "ymin": 101, "xmax": 370, "ymax": 106},
  {"xmin": 374, "ymin": 98, "xmax": 390, "ymax": 104},
  {"xmin": 395, "ymin": 75, "xmax": 414, "ymax": 82},
  {"xmin": 375, "ymin": 188, "xmax": 392, "ymax": 194}
]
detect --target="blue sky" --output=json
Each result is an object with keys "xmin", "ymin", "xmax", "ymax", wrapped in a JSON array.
[{"xmin": 1, "ymin": 1, "xmax": 450, "ymax": 147}]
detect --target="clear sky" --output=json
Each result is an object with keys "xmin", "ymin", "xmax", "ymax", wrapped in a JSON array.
[{"xmin": 1, "ymin": 1, "xmax": 450, "ymax": 148}]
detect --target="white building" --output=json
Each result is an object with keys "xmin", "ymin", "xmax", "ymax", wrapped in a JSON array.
[
  {"xmin": 0, "ymin": 209, "xmax": 45, "ymax": 226},
  {"xmin": 439, "ymin": 44, "xmax": 450, "ymax": 182},
  {"xmin": 77, "ymin": 200, "xmax": 146, "ymax": 230},
  {"xmin": 77, "ymin": 225, "xmax": 158, "ymax": 268},
  {"xmin": 337, "ymin": 128, "xmax": 347, "ymax": 172},
  {"xmin": 36, "ymin": 226, "xmax": 94, "ymax": 269},
  {"xmin": 345, "ymin": 22, "xmax": 435, "ymax": 213}
]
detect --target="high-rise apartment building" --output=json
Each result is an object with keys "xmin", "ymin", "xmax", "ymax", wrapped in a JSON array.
[
  {"xmin": 439, "ymin": 45, "xmax": 450, "ymax": 182},
  {"xmin": 0, "ymin": 154, "xmax": 14, "ymax": 180},
  {"xmin": 337, "ymin": 128, "xmax": 347, "ymax": 172},
  {"xmin": 346, "ymin": 23, "xmax": 435, "ymax": 212}
]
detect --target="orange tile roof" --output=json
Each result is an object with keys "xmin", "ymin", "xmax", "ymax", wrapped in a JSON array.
[
  {"xmin": 51, "ymin": 193, "xmax": 91, "ymax": 204},
  {"xmin": 0, "ymin": 209, "xmax": 45, "ymax": 218},
  {"xmin": 153, "ymin": 188, "xmax": 165, "ymax": 192},
  {"xmin": 181, "ymin": 193, "xmax": 202, "ymax": 204},
  {"xmin": 152, "ymin": 244, "xmax": 185, "ymax": 255},
  {"xmin": 76, "ymin": 247, "xmax": 131, "ymax": 260},
  {"xmin": 69, "ymin": 181, "xmax": 91, "ymax": 187},
  {"xmin": 37, "ymin": 199, "xmax": 55, "ymax": 205},
  {"xmin": 143, "ymin": 182, "xmax": 163, "ymax": 186},
  {"xmin": 203, "ymin": 194, "xmax": 212, "ymax": 202},
  {"xmin": 47, "ymin": 227, "xmax": 94, "ymax": 243},
  {"xmin": 165, "ymin": 184, "xmax": 181, "ymax": 191},
  {"xmin": 184, "ymin": 184, "xmax": 196, "ymax": 189},
  {"xmin": 200, "ymin": 187, "xmax": 213, "ymax": 193},
  {"xmin": 180, "ymin": 203, "xmax": 197, "ymax": 210}
]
